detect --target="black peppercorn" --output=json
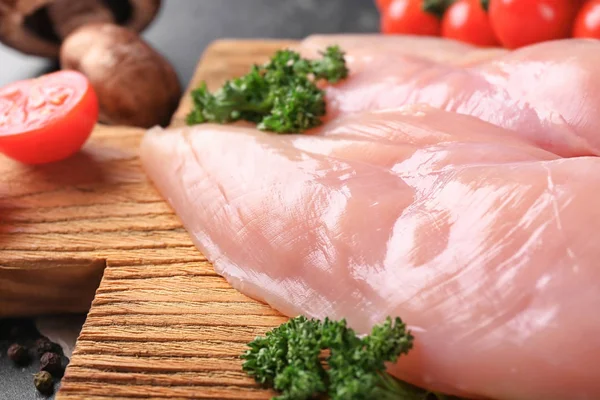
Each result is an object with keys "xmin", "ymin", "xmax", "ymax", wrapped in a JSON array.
[
  {"xmin": 33, "ymin": 371, "xmax": 54, "ymax": 395},
  {"xmin": 7, "ymin": 343, "xmax": 31, "ymax": 366},
  {"xmin": 34, "ymin": 337, "xmax": 62, "ymax": 358},
  {"xmin": 40, "ymin": 352, "xmax": 64, "ymax": 377}
]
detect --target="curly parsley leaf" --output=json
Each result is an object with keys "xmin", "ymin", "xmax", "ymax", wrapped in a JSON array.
[
  {"xmin": 241, "ymin": 315, "xmax": 457, "ymax": 400},
  {"xmin": 186, "ymin": 46, "xmax": 348, "ymax": 133}
]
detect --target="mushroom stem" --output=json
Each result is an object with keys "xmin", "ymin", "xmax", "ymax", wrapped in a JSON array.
[{"xmin": 46, "ymin": 0, "xmax": 114, "ymax": 39}]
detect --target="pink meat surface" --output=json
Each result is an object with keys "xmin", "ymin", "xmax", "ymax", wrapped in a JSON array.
[
  {"xmin": 299, "ymin": 35, "xmax": 600, "ymax": 158},
  {"xmin": 299, "ymin": 34, "xmax": 507, "ymax": 67},
  {"xmin": 141, "ymin": 104, "xmax": 600, "ymax": 400}
]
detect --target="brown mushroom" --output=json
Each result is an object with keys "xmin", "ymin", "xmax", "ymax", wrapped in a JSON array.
[
  {"xmin": 0, "ymin": 0, "xmax": 181, "ymax": 128},
  {"xmin": 61, "ymin": 23, "xmax": 181, "ymax": 128},
  {"xmin": 0, "ymin": 0, "xmax": 160, "ymax": 57}
]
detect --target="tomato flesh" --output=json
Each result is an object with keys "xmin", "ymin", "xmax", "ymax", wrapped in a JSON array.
[
  {"xmin": 375, "ymin": 0, "xmax": 394, "ymax": 11},
  {"xmin": 0, "ymin": 70, "xmax": 99, "ymax": 165},
  {"xmin": 489, "ymin": 0, "xmax": 576, "ymax": 49},
  {"xmin": 442, "ymin": 0, "xmax": 500, "ymax": 46},
  {"xmin": 573, "ymin": 0, "xmax": 600, "ymax": 39},
  {"xmin": 381, "ymin": 0, "xmax": 441, "ymax": 36}
]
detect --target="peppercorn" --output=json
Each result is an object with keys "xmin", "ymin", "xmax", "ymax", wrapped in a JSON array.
[
  {"xmin": 33, "ymin": 371, "xmax": 54, "ymax": 395},
  {"xmin": 40, "ymin": 352, "xmax": 64, "ymax": 377},
  {"xmin": 34, "ymin": 337, "xmax": 62, "ymax": 358},
  {"xmin": 7, "ymin": 343, "xmax": 31, "ymax": 366}
]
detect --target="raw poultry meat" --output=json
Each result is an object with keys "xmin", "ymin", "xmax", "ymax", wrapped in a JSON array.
[
  {"xmin": 300, "ymin": 35, "xmax": 600, "ymax": 158},
  {"xmin": 299, "ymin": 34, "xmax": 507, "ymax": 67},
  {"xmin": 141, "ymin": 104, "xmax": 600, "ymax": 400}
]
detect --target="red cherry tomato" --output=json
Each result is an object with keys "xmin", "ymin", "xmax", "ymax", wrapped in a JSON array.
[
  {"xmin": 573, "ymin": 0, "xmax": 600, "ymax": 38},
  {"xmin": 488, "ymin": 0, "xmax": 577, "ymax": 49},
  {"xmin": 442, "ymin": 0, "xmax": 500, "ymax": 46},
  {"xmin": 375, "ymin": 0, "xmax": 394, "ymax": 11},
  {"xmin": 0, "ymin": 70, "xmax": 99, "ymax": 165},
  {"xmin": 381, "ymin": 0, "xmax": 441, "ymax": 36}
]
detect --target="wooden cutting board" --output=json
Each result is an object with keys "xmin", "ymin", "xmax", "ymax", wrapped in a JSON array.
[{"xmin": 1, "ymin": 39, "xmax": 298, "ymax": 399}]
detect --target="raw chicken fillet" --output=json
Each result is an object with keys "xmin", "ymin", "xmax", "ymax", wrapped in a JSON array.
[
  {"xmin": 141, "ymin": 36, "xmax": 600, "ymax": 400},
  {"xmin": 302, "ymin": 35, "xmax": 600, "ymax": 158}
]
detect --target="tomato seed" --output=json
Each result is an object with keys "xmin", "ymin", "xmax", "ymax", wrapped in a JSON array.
[
  {"xmin": 49, "ymin": 93, "xmax": 69, "ymax": 106},
  {"xmin": 28, "ymin": 87, "xmax": 46, "ymax": 109}
]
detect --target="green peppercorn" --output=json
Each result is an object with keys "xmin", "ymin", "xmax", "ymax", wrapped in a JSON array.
[
  {"xmin": 40, "ymin": 352, "xmax": 64, "ymax": 377},
  {"xmin": 7, "ymin": 343, "xmax": 31, "ymax": 366},
  {"xmin": 33, "ymin": 371, "xmax": 54, "ymax": 395}
]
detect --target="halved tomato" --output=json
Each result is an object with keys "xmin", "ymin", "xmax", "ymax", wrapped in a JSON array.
[{"xmin": 0, "ymin": 70, "xmax": 99, "ymax": 165}]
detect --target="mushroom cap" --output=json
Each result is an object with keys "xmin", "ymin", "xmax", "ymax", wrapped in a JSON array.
[
  {"xmin": 0, "ymin": 0, "xmax": 161, "ymax": 57},
  {"xmin": 60, "ymin": 23, "xmax": 182, "ymax": 128}
]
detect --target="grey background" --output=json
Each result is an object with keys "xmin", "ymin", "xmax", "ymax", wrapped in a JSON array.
[
  {"xmin": 0, "ymin": 0, "xmax": 379, "ymax": 87},
  {"xmin": 0, "ymin": 1, "xmax": 378, "ymax": 399}
]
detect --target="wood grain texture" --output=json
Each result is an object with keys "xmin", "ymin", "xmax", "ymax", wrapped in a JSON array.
[{"xmin": 1, "ymin": 39, "xmax": 298, "ymax": 398}]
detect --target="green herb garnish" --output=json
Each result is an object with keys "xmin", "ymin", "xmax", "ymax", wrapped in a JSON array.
[
  {"xmin": 241, "ymin": 315, "xmax": 453, "ymax": 400},
  {"xmin": 186, "ymin": 46, "xmax": 348, "ymax": 133},
  {"xmin": 422, "ymin": 0, "xmax": 455, "ymax": 18}
]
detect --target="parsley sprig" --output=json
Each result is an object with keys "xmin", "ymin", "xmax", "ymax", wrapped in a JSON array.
[
  {"xmin": 186, "ymin": 46, "xmax": 348, "ymax": 133},
  {"xmin": 241, "ymin": 316, "xmax": 454, "ymax": 400}
]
